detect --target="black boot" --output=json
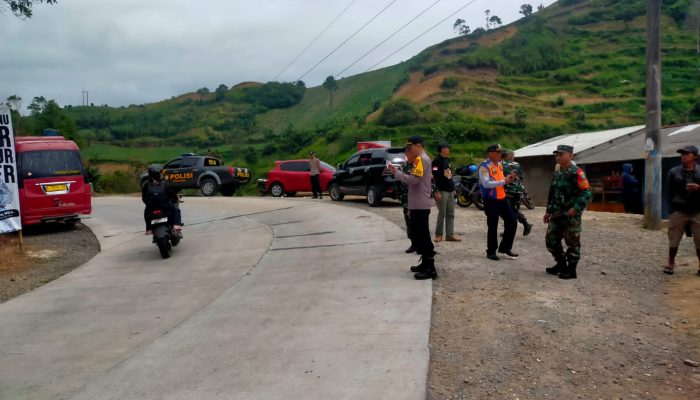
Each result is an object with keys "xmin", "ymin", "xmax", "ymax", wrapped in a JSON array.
[
  {"xmin": 559, "ymin": 260, "xmax": 578, "ymax": 280},
  {"xmin": 410, "ymin": 256, "xmax": 425, "ymax": 272},
  {"xmin": 523, "ymin": 222, "xmax": 533, "ymax": 236},
  {"xmin": 546, "ymin": 256, "xmax": 567, "ymax": 275},
  {"xmin": 414, "ymin": 256, "xmax": 437, "ymax": 280}
]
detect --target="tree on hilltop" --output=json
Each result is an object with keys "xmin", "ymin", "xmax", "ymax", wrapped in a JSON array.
[
  {"xmin": 520, "ymin": 4, "xmax": 533, "ymax": 17},
  {"xmin": 215, "ymin": 84, "xmax": 228, "ymax": 101},
  {"xmin": 322, "ymin": 76, "xmax": 338, "ymax": 110},
  {"xmin": 2, "ymin": 0, "xmax": 56, "ymax": 19},
  {"xmin": 196, "ymin": 87, "xmax": 209, "ymax": 105}
]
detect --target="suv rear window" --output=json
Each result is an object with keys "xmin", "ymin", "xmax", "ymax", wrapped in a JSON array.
[
  {"xmin": 281, "ymin": 161, "xmax": 310, "ymax": 172},
  {"xmin": 19, "ymin": 150, "xmax": 84, "ymax": 180}
]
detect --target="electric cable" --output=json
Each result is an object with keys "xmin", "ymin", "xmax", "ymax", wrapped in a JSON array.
[
  {"xmin": 365, "ymin": 0, "xmax": 480, "ymax": 73},
  {"xmin": 274, "ymin": 0, "xmax": 358, "ymax": 81},
  {"xmin": 336, "ymin": 0, "xmax": 443, "ymax": 78},
  {"xmin": 296, "ymin": 0, "xmax": 400, "ymax": 82}
]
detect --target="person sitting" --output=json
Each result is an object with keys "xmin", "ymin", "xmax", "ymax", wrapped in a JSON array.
[{"xmin": 142, "ymin": 164, "xmax": 182, "ymax": 234}]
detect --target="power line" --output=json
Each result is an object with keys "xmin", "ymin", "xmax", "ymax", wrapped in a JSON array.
[
  {"xmin": 296, "ymin": 0, "xmax": 400, "ymax": 82},
  {"xmin": 336, "ymin": 0, "xmax": 443, "ymax": 78},
  {"xmin": 274, "ymin": 0, "xmax": 358, "ymax": 81},
  {"xmin": 365, "ymin": 0, "xmax": 480, "ymax": 73}
]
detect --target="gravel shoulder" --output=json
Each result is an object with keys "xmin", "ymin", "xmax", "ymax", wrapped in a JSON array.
[
  {"xmin": 338, "ymin": 196, "xmax": 700, "ymax": 400},
  {"xmin": 0, "ymin": 222, "xmax": 100, "ymax": 303}
]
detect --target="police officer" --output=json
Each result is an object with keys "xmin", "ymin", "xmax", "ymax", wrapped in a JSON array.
[
  {"xmin": 142, "ymin": 164, "xmax": 183, "ymax": 234},
  {"xmin": 543, "ymin": 145, "xmax": 592, "ymax": 280},
  {"xmin": 502, "ymin": 149, "xmax": 533, "ymax": 236},
  {"xmin": 479, "ymin": 144, "xmax": 518, "ymax": 261},
  {"xmin": 388, "ymin": 135, "xmax": 437, "ymax": 280}
]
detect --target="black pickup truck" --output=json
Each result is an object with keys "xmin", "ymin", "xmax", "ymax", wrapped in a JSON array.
[{"xmin": 139, "ymin": 154, "xmax": 250, "ymax": 196}]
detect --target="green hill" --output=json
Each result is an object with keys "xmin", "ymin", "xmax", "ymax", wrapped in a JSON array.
[{"xmin": 17, "ymin": 0, "xmax": 698, "ymax": 194}]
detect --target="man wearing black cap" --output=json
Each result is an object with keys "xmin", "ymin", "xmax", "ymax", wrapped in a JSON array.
[
  {"xmin": 432, "ymin": 143, "xmax": 460, "ymax": 242},
  {"xmin": 664, "ymin": 145, "xmax": 700, "ymax": 275},
  {"xmin": 479, "ymin": 144, "xmax": 519, "ymax": 261},
  {"xmin": 544, "ymin": 145, "xmax": 592, "ymax": 280},
  {"xmin": 388, "ymin": 135, "xmax": 438, "ymax": 280}
]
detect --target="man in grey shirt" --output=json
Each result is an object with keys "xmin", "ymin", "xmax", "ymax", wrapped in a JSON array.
[
  {"xmin": 309, "ymin": 151, "xmax": 322, "ymax": 199},
  {"xmin": 388, "ymin": 135, "xmax": 437, "ymax": 280}
]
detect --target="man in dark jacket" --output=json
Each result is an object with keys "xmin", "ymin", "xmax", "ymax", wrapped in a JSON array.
[
  {"xmin": 664, "ymin": 145, "xmax": 700, "ymax": 275},
  {"xmin": 142, "ymin": 165, "xmax": 182, "ymax": 234},
  {"xmin": 621, "ymin": 163, "xmax": 640, "ymax": 214},
  {"xmin": 432, "ymin": 143, "xmax": 460, "ymax": 242}
]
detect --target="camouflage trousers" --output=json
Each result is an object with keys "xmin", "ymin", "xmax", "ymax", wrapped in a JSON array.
[{"xmin": 546, "ymin": 215, "xmax": 582, "ymax": 263}]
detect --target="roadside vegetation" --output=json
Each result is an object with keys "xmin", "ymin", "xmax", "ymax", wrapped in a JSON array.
[{"xmin": 5, "ymin": 0, "xmax": 699, "ymax": 195}]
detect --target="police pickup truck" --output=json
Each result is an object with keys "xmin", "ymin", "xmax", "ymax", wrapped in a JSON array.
[{"xmin": 140, "ymin": 154, "xmax": 250, "ymax": 196}]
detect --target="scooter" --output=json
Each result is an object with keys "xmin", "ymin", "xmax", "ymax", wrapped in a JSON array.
[
  {"xmin": 148, "ymin": 204, "xmax": 182, "ymax": 259},
  {"xmin": 453, "ymin": 165, "xmax": 484, "ymax": 210},
  {"xmin": 520, "ymin": 187, "xmax": 535, "ymax": 210}
]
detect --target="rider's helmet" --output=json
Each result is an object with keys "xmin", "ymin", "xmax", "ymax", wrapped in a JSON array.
[
  {"xmin": 147, "ymin": 164, "xmax": 162, "ymax": 181},
  {"xmin": 467, "ymin": 164, "xmax": 478, "ymax": 174}
]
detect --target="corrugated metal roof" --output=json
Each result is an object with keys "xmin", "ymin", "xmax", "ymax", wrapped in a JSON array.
[
  {"xmin": 514, "ymin": 125, "xmax": 645, "ymax": 158},
  {"xmin": 575, "ymin": 124, "xmax": 700, "ymax": 164}
]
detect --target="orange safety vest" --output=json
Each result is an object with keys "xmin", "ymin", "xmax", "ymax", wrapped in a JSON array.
[{"xmin": 480, "ymin": 160, "xmax": 506, "ymax": 200}]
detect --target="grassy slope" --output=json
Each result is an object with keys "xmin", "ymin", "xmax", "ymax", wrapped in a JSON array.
[{"xmin": 257, "ymin": 65, "xmax": 407, "ymax": 132}]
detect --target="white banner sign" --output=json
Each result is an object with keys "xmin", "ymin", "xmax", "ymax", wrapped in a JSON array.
[{"xmin": 0, "ymin": 106, "xmax": 21, "ymax": 233}]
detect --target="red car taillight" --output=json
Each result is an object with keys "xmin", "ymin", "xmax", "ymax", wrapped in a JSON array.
[{"xmin": 228, "ymin": 167, "xmax": 235, "ymax": 175}]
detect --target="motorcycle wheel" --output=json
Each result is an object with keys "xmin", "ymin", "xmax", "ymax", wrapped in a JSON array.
[
  {"xmin": 521, "ymin": 194, "xmax": 535, "ymax": 210},
  {"xmin": 456, "ymin": 191, "xmax": 472, "ymax": 208},
  {"xmin": 473, "ymin": 191, "xmax": 485, "ymax": 210},
  {"xmin": 156, "ymin": 237, "xmax": 171, "ymax": 259}
]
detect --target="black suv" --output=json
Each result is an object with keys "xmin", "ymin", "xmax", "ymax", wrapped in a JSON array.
[
  {"xmin": 328, "ymin": 147, "xmax": 406, "ymax": 206},
  {"xmin": 139, "ymin": 154, "xmax": 250, "ymax": 196}
]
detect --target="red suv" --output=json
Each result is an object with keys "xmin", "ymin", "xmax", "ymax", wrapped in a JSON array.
[{"xmin": 264, "ymin": 160, "xmax": 335, "ymax": 197}]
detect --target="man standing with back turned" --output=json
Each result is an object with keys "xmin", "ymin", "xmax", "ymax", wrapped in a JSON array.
[
  {"xmin": 388, "ymin": 135, "xmax": 438, "ymax": 280},
  {"xmin": 544, "ymin": 145, "xmax": 592, "ymax": 280}
]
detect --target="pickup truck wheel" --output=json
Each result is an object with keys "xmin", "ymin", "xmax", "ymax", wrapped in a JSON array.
[
  {"xmin": 220, "ymin": 184, "xmax": 237, "ymax": 197},
  {"xmin": 367, "ymin": 186, "xmax": 382, "ymax": 207},
  {"xmin": 270, "ymin": 182, "xmax": 284, "ymax": 197},
  {"xmin": 329, "ymin": 183, "xmax": 344, "ymax": 201},
  {"xmin": 200, "ymin": 178, "xmax": 219, "ymax": 197}
]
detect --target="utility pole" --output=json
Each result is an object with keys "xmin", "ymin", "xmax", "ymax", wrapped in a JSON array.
[{"xmin": 644, "ymin": 0, "xmax": 662, "ymax": 229}]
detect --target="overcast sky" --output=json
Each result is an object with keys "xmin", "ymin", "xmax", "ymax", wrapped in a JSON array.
[{"xmin": 1, "ymin": 0, "xmax": 556, "ymax": 110}]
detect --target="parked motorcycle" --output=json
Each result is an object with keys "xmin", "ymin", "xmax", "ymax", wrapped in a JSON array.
[
  {"xmin": 453, "ymin": 165, "xmax": 484, "ymax": 210},
  {"xmin": 148, "ymin": 205, "xmax": 182, "ymax": 259},
  {"xmin": 520, "ymin": 187, "xmax": 535, "ymax": 210}
]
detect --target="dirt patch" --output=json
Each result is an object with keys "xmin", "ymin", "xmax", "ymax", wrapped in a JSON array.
[
  {"xmin": 394, "ymin": 71, "xmax": 449, "ymax": 103},
  {"xmin": 0, "ymin": 223, "xmax": 100, "ymax": 303},
  {"xmin": 92, "ymin": 162, "xmax": 131, "ymax": 173},
  {"xmin": 337, "ymin": 199, "xmax": 700, "ymax": 399}
]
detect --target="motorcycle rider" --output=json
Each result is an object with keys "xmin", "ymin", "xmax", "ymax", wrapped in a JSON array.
[
  {"xmin": 502, "ymin": 149, "xmax": 533, "ymax": 236},
  {"xmin": 142, "ymin": 164, "xmax": 182, "ymax": 235}
]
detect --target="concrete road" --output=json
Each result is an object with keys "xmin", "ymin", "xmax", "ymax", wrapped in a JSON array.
[{"xmin": 0, "ymin": 197, "xmax": 431, "ymax": 400}]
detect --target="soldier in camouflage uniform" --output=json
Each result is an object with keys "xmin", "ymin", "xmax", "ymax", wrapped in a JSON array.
[
  {"xmin": 543, "ymin": 145, "xmax": 592, "ymax": 280},
  {"xmin": 502, "ymin": 150, "xmax": 533, "ymax": 236},
  {"xmin": 394, "ymin": 161, "xmax": 414, "ymax": 253}
]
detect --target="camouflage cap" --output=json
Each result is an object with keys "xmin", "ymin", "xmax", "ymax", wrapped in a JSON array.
[{"xmin": 553, "ymin": 144, "xmax": 574, "ymax": 154}]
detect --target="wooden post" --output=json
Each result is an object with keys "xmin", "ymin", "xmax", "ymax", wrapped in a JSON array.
[
  {"xmin": 644, "ymin": 0, "xmax": 662, "ymax": 230},
  {"xmin": 18, "ymin": 230, "xmax": 24, "ymax": 253}
]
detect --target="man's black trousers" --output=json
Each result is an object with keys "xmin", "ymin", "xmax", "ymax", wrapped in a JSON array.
[
  {"xmin": 310, "ymin": 174, "xmax": 322, "ymax": 197},
  {"xmin": 484, "ymin": 198, "xmax": 517, "ymax": 255},
  {"xmin": 410, "ymin": 209, "xmax": 434, "ymax": 257}
]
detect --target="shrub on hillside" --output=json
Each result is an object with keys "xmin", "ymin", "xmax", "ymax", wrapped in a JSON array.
[
  {"xmin": 100, "ymin": 171, "xmax": 139, "ymax": 194},
  {"xmin": 440, "ymin": 76, "xmax": 459, "ymax": 90},
  {"xmin": 423, "ymin": 65, "xmax": 439, "ymax": 76},
  {"xmin": 242, "ymin": 82, "xmax": 305, "ymax": 110},
  {"xmin": 377, "ymin": 98, "xmax": 422, "ymax": 127}
]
